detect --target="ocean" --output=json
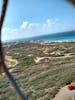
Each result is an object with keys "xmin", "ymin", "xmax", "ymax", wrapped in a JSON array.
[
  {"xmin": 29, "ymin": 31, "xmax": 75, "ymax": 42},
  {"xmin": 3, "ymin": 30, "xmax": 75, "ymax": 43}
]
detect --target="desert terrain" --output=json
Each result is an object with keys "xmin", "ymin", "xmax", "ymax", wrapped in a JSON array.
[{"xmin": 0, "ymin": 41, "xmax": 75, "ymax": 100}]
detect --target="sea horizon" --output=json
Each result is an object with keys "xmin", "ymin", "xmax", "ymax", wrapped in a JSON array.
[{"xmin": 2, "ymin": 30, "xmax": 75, "ymax": 43}]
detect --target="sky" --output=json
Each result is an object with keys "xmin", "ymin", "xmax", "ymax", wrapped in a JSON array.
[{"xmin": 1, "ymin": 0, "xmax": 75, "ymax": 41}]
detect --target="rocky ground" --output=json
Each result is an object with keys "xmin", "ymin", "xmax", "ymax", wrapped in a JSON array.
[{"xmin": 0, "ymin": 41, "xmax": 75, "ymax": 100}]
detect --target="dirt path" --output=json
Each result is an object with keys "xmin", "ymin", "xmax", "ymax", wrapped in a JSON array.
[
  {"xmin": 2, "ymin": 56, "xmax": 18, "ymax": 75},
  {"xmin": 34, "ymin": 57, "xmax": 51, "ymax": 63},
  {"xmin": 53, "ymin": 86, "xmax": 75, "ymax": 100},
  {"xmin": 34, "ymin": 53, "xmax": 75, "ymax": 63}
]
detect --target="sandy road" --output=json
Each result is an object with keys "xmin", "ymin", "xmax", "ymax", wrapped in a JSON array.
[
  {"xmin": 34, "ymin": 53, "xmax": 75, "ymax": 63},
  {"xmin": 1, "ymin": 56, "xmax": 18, "ymax": 75}
]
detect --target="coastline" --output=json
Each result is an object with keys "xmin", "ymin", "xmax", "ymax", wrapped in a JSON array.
[
  {"xmin": 2, "ymin": 30, "xmax": 75, "ymax": 43},
  {"xmin": 2, "ymin": 40, "xmax": 75, "ymax": 44}
]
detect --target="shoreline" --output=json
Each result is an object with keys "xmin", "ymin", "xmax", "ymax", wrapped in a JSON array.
[{"xmin": 2, "ymin": 40, "xmax": 75, "ymax": 44}]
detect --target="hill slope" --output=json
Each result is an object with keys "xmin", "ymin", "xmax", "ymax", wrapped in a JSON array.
[{"xmin": 0, "ymin": 41, "xmax": 75, "ymax": 100}]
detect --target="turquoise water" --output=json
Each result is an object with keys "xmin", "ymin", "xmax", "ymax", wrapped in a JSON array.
[
  {"xmin": 25, "ymin": 31, "xmax": 75, "ymax": 42},
  {"xmin": 41, "ymin": 35, "xmax": 75, "ymax": 42},
  {"xmin": 3, "ymin": 31, "xmax": 75, "ymax": 43}
]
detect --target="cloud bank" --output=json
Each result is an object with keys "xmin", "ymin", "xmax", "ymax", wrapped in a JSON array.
[{"xmin": 2, "ymin": 18, "xmax": 61, "ymax": 41}]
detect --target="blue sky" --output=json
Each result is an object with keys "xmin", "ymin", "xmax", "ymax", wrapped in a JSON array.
[{"xmin": 1, "ymin": 0, "xmax": 75, "ymax": 41}]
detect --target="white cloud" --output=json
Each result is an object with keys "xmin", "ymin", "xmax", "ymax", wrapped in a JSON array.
[
  {"xmin": 20, "ymin": 21, "xmax": 29, "ymax": 29},
  {"xmin": 2, "ymin": 18, "xmax": 60, "ymax": 41}
]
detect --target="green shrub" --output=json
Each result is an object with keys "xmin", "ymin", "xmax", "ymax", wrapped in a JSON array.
[{"xmin": 18, "ymin": 56, "xmax": 35, "ymax": 67}]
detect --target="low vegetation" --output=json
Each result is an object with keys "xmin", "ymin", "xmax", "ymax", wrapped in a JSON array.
[
  {"xmin": 18, "ymin": 56, "xmax": 35, "ymax": 67},
  {"xmin": 5, "ymin": 60, "xmax": 15, "ymax": 68},
  {"xmin": 0, "ymin": 41, "xmax": 75, "ymax": 100}
]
